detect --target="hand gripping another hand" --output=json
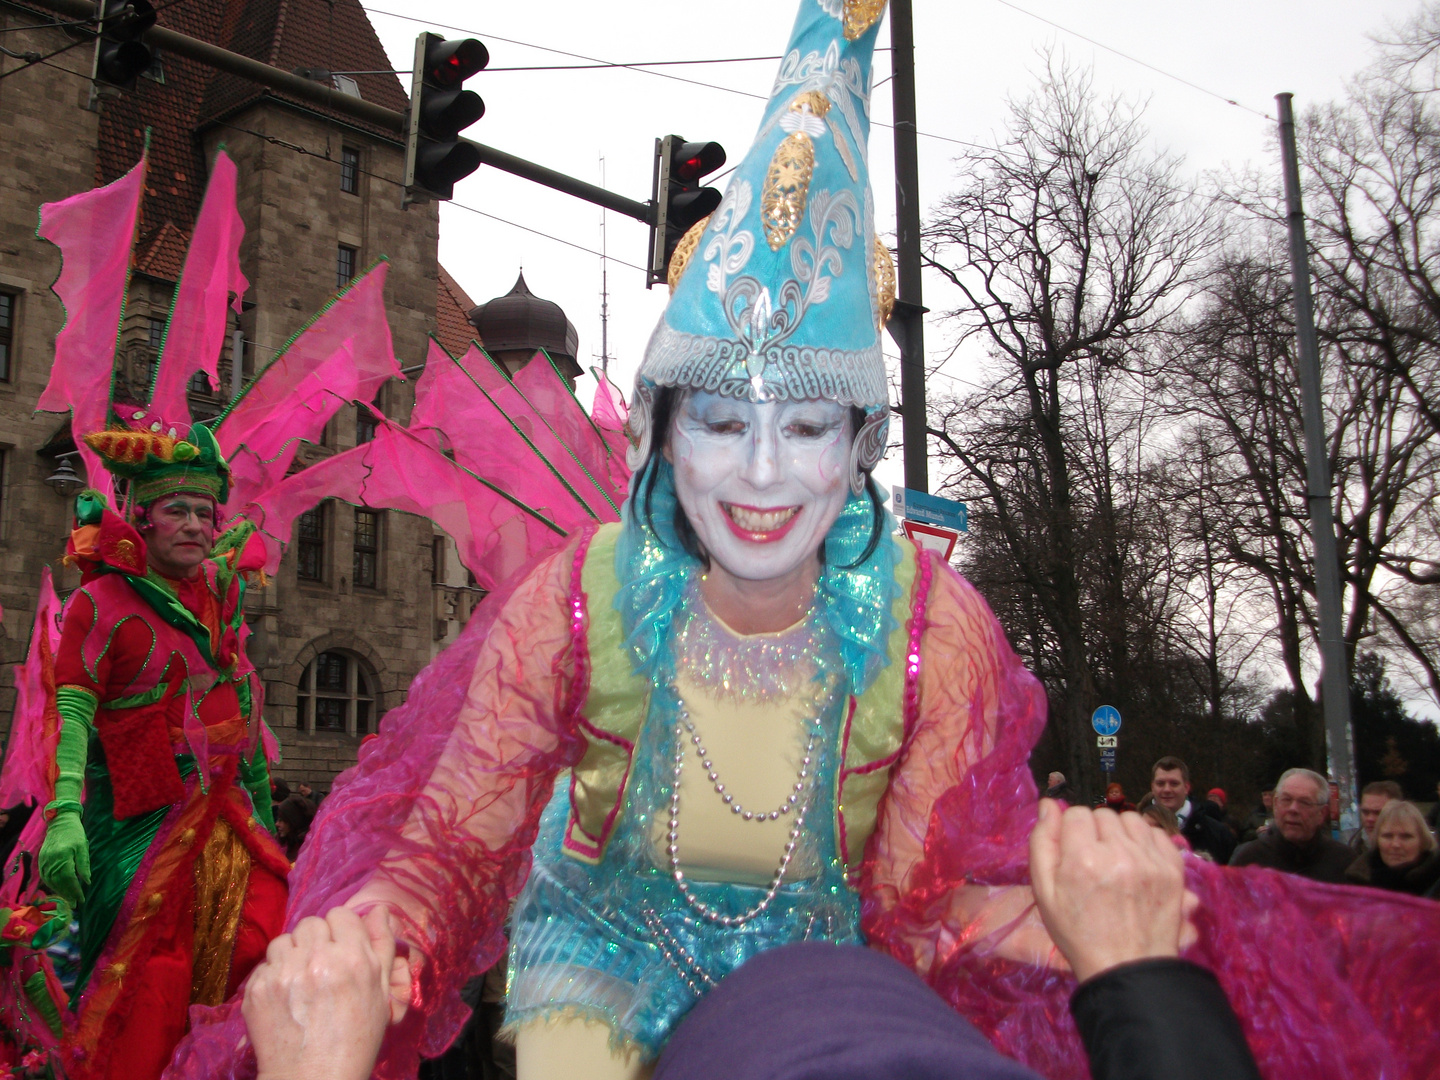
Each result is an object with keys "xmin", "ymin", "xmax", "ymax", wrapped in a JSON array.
[
  {"xmin": 1028, "ymin": 799, "xmax": 1198, "ymax": 983},
  {"xmin": 242, "ymin": 907, "xmax": 413, "ymax": 1080}
]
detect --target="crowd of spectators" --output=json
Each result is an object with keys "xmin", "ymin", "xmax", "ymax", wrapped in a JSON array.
[{"xmin": 1054, "ymin": 757, "xmax": 1440, "ymax": 898}]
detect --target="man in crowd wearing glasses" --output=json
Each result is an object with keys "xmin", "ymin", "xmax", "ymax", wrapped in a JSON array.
[{"xmin": 1229, "ymin": 768, "xmax": 1354, "ymax": 883}]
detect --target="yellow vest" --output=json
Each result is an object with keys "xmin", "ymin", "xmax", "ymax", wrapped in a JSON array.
[{"xmin": 562, "ymin": 522, "xmax": 918, "ymax": 883}]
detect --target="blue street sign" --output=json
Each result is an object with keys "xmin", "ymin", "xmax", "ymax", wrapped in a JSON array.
[
  {"xmin": 893, "ymin": 487, "xmax": 968, "ymax": 532},
  {"xmin": 1091, "ymin": 705, "xmax": 1121, "ymax": 736},
  {"xmin": 1100, "ymin": 748, "xmax": 1117, "ymax": 769}
]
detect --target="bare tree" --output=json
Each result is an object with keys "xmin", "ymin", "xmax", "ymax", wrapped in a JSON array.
[{"xmin": 921, "ymin": 58, "xmax": 1217, "ymax": 796}]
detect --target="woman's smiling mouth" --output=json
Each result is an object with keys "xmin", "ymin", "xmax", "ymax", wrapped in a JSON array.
[{"xmin": 722, "ymin": 503, "xmax": 801, "ymax": 541}]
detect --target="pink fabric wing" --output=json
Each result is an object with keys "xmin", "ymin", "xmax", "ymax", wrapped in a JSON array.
[
  {"xmin": 410, "ymin": 342, "xmax": 599, "ymax": 532},
  {"xmin": 458, "ymin": 346, "xmax": 620, "ymax": 521},
  {"xmin": 216, "ymin": 264, "xmax": 398, "ymax": 512},
  {"xmin": 165, "ymin": 535, "xmax": 592, "ymax": 1080},
  {"xmin": 0, "ymin": 569, "xmax": 62, "ymax": 808},
  {"xmin": 239, "ymin": 419, "xmax": 568, "ymax": 590},
  {"xmin": 36, "ymin": 155, "xmax": 147, "ymax": 495},
  {"xmin": 591, "ymin": 371, "xmax": 631, "ymax": 459},
  {"xmin": 512, "ymin": 352, "xmax": 629, "ymax": 510},
  {"xmin": 149, "ymin": 150, "xmax": 247, "ymax": 423}
]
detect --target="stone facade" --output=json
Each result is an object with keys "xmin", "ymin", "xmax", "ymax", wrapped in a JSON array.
[
  {"xmin": 0, "ymin": 0, "xmax": 481, "ymax": 794},
  {"xmin": 0, "ymin": 10, "xmax": 101, "ymax": 715}
]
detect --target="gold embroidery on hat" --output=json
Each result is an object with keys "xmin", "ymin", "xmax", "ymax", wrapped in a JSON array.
[
  {"xmin": 668, "ymin": 216, "xmax": 711, "ymax": 293},
  {"xmin": 844, "ymin": 0, "xmax": 886, "ymax": 40},
  {"xmin": 873, "ymin": 236, "xmax": 896, "ymax": 329},
  {"xmin": 762, "ymin": 94, "xmax": 831, "ymax": 251}
]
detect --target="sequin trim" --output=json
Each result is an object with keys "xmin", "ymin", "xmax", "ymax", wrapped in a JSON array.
[
  {"xmin": 671, "ymin": 577, "xmax": 828, "ymax": 702},
  {"xmin": 903, "ymin": 546, "xmax": 935, "ymax": 738},
  {"xmin": 564, "ymin": 526, "xmax": 619, "ymax": 860}
]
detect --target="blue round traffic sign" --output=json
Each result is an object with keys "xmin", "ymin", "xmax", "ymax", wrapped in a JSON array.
[{"xmin": 1091, "ymin": 706, "xmax": 1121, "ymax": 736}]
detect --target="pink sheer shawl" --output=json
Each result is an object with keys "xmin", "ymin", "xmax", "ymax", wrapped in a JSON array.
[{"xmin": 166, "ymin": 547, "xmax": 1440, "ymax": 1080}]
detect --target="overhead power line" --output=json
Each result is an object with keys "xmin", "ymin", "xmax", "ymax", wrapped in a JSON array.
[{"xmin": 988, "ymin": 0, "xmax": 1274, "ymax": 121}]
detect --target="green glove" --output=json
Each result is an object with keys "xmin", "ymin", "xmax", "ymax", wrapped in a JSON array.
[
  {"xmin": 38, "ymin": 687, "xmax": 94, "ymax": 908},
  {"xmin": 38, "ymin": 809, "xmax": 89, "ymax": 908},
  {"xmin": 240, "ymin": 745, "xmax": 276, "ymax": 834}
]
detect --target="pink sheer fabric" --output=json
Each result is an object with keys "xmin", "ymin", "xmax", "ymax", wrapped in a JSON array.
[
  {"xmin": 0, "ymin": 569, "xmax": 61, "ymax": 809},
  {"xmin": 240, "ymin": 420, "xmax": 568, "ymax": 589},
  {"xmin": 164, "ymin": 536, "xmax": 591, "ymax": 1080},
  {"xmin": 216, "ymin": 263, "xmax": 400, "ymax": 513},
  {"xmin": 512, "ymin": 354, "xmax": 629, "ymax": 512},
  {"xmin": 865, "ymin": 551, "xmax": 1440, "ymax": 1080},
  {"xmin": 458, "ymin": 346, "xmax": 621, "ymax": 520},
  {"xmin": 409, "ymin": 342, "xmax": 602, "ymax": 531},
  {"xmin": 167, "ymin": 546, "xmax": 1440, "ymax": 1079},
  {"xmin": 35, "ymin": 154, "xmax": 147, "ymax": 498},
  {"xmin": 149, "ymin": 151, "xmax": 247, "ymax": 421}
]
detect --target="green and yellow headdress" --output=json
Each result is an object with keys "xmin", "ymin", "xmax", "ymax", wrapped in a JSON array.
[{"xmin": 82, "ymin": 420, "xmax": 232, "ymax": 508}]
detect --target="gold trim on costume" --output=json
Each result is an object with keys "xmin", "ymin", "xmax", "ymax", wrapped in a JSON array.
[
  {"xmin": 668, "ymin": 217, "xmax": 711, "ymax": 293},
  {"xmin": 762, "ymin": 94, "xmax": 831, "ymax": 252},
  {"xmin": 873, "ymin": 237, "xmax": 896, "ymax": 329},
  {"xmin": 190, "ymin": 816, "xmax": 252, "ymax": 1007},
  {"xmin": 843, "ymin": 0, "xmax": 886, "ymax": 40}
]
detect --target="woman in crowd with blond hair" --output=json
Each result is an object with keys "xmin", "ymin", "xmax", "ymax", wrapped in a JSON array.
[{"xmin": 1344, "ymin": 799, "xmax": 1440, "ymax": 896}]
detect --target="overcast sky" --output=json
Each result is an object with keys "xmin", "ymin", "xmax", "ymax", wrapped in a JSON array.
[{"xmin": 364, "ymin": 0, "xmax": 1418, "ymax": 479}]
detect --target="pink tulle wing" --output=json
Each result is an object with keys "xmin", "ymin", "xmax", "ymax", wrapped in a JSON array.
[
  {"xmin": 863, "ymin": 552, "xmax": 1440, "ymax": 1080},
  {"xmin": 0, "ymin": 568, "xmax": 62, "ymax": 808},
  {"xmin": 216, "ymin": 263, "xmax": 399, "ymax": 510},
  {"xmin": 149, "ymin": 150, "xmax": 247, "ymax": 423},
  {"xmin": 35, "ymin": 154, "xmax": 146, "ymax": 495},
  {"xmin": 456, "ymin": 346, "xmax": 620, "ymax": 521},
  {"xmin": 410, "ymin": 342, "xmax": 604, "ymax": 530},
  {"xmin": 239, "ymin": 420, "xmax": 568, "ymax": 590},
  {"xmin": 165, "ymin": 534, "xmax": 591, "ymax": 1080},
  {"xmin": 512, "ymin": 353, "xmax": 629, "ymax": 510}
]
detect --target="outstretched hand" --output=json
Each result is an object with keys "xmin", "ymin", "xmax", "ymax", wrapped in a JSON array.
[
  {"xmin": 1029, "ymin": 799, "xmax": 1197, "ymax": 983},
  {"xmin": 242, "ymin": 906, "xmax": 412, "ymax": 1080}
]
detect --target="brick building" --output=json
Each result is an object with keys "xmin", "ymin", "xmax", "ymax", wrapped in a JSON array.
[{"xmin": 0, "ymin": 0, "xmax": 518, "ymax": 792}]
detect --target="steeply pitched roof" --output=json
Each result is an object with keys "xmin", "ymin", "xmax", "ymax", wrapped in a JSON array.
[{"xmin": 435, "ymin": 265, "xmax": 480, "ymax": 359}]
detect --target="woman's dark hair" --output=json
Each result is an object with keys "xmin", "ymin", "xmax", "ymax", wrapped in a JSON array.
[
  {"xmin": 276, "ymin": 793, "xmax": 316, "ymax": 861},
  {"xmin": 637, "ymin": 387, "xmax": 885, "ymax": 570}
]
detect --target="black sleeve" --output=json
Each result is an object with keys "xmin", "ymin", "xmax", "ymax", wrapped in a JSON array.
[{"xmin": 1070, "ymin": 959, "xmax": 1261, "ymax": 1080}]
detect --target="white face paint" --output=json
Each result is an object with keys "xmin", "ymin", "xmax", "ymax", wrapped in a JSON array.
[{"xmin": 666, "ymin": 392, "xmax": 853, "ymax": 583}]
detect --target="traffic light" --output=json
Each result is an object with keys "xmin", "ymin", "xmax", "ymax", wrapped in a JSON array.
[
  {"xmin": 404, "ymin": 32, "xmax": 489, "ymax": 202},
  {"xmin": 648, "ymin": 134, "xmax": 726, "ymax": 287},
  {"xmin": 93, "ymin": 0, "xmax": 156, "ymax": 91}
]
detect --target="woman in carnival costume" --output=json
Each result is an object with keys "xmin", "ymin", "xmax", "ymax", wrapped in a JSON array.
[
  {"xmin": 39, "ymin": 423, "xmax": 290, "ymax": 1080},
  {"xmin": 170, "ymin": 2, "xmax": 1440, "ymax": 1078}
]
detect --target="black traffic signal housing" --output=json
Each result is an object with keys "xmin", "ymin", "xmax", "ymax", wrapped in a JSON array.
[
  {"xmin": 404, "ymin": 32, "xmax": 489, "ymax": 202},
  {"xmin": 648, "ymin": 134, "xmax": 726, "ymax": 287},
  {"xmin": 93, "ymin": 0, "xmax": 156, "ymax": 91}
]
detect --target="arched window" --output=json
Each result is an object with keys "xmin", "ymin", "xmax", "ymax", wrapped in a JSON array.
[{"xmin": 297, "ymin": 650, "xmax": 374, "ymax": 736}]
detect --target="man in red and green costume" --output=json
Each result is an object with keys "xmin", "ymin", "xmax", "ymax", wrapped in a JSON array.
[{"xmin": 38, "ymin": 421, "xmax": 289, "ymax": 1080}]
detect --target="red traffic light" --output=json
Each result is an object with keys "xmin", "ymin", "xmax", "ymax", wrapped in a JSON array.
[
  {"xmin": 671, "ymin": 141, "xmax": 726, "ymax": 184},
  {"xmin": 424, "ymin": 38, "xmax": 489, "ymax": 88}
]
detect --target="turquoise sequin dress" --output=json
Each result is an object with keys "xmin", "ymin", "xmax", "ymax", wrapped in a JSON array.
[{"xmin": 505, "ymin": 462, "xmax": 898, "ymax": 1056}]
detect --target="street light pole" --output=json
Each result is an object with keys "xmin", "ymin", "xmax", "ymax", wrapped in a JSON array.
[
  {"xmin": 888, "ymin": 0, "xmax": 928, "ymax": 494},
  {"xmin": 1276, "ymin": 92, "xmax": 1357, "ymax": 828}
]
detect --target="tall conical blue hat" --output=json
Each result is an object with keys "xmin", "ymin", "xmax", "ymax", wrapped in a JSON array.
[{"xmin": 630, "ymin": 0, "xmax": 895, "ymax": 487}]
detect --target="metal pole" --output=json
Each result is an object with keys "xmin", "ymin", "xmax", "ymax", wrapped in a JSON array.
[
  {"xmin": 1275, "ymin": 92, "xmax": 1356, "ymax": 826},
  {"xmin": 42, "ymin": 0, "xmax": 655, "ymax": 223},
  {"xmin": 888, "ymin": 0, "xmax": 928, "ymax": 493}
]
